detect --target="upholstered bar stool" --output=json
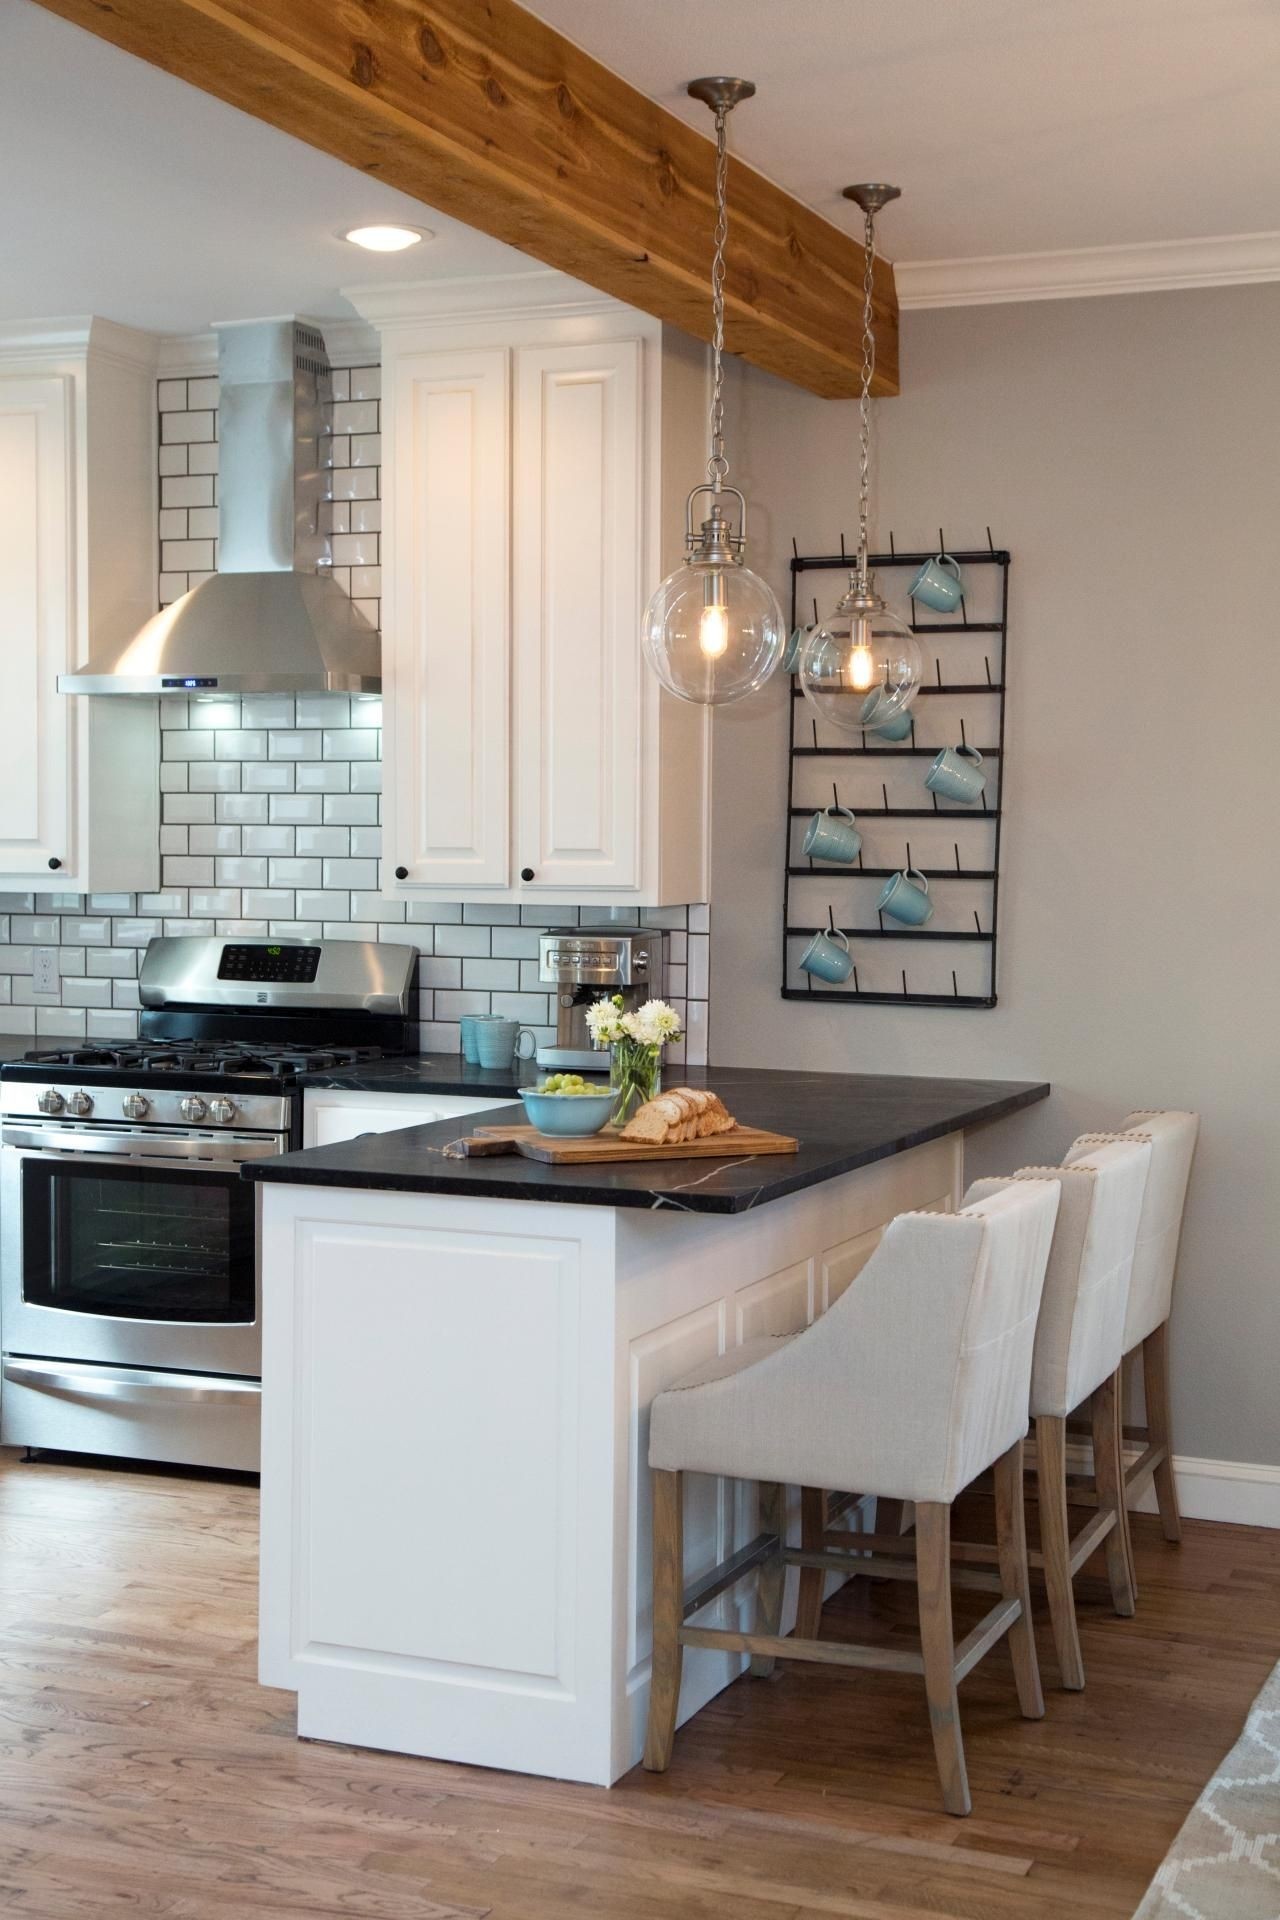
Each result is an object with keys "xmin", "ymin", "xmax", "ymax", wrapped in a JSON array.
[
  {"xmin": 963, "ymin": 1138, "xmax": 1151, "ymax": 1689},
  {"xmin": 1065, "ymin": 1111, "xmax": 1199, "ymax": 1550},
  {"xmin": 643, "ymin": 1180, "xmax": 1060, "ymax": 1816}
]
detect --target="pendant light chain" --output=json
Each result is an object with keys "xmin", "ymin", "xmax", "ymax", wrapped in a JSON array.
[
  {"xmin": 706, "ymin": 104, "xmax": 730, "ymax": 493},
  {"xmin": 856, "ymin": 205, "xmax": 877, "ymax": 581}
]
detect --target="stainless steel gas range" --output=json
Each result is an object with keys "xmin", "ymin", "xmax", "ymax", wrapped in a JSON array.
[{"xmin": 0, "ymin": 935, "xmax": 416, "ymax": 1471}]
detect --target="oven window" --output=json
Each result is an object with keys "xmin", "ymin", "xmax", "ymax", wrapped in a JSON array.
[{"xmin": 21, "ymin": 1159, "xmax": 255, "ymax": 1324}]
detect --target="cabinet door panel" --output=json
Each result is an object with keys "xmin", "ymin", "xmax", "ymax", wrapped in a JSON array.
[
  {"xmin": 0, "ymin": 376, "xmax": 71, "ymax": 876},
  {"xmin": 514, "ymin": 341, "xmax": 642, "ymax": 895},
  {"xmin": 385, "ymin": 350, "xmax": 509, "ymax": 889}
]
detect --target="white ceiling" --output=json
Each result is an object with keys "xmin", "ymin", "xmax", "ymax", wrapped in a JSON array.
[
  {"xmin": 527, "ymin": 0, "xmax": 1280, "ymax": 262},
  {"xmin": 0, "ymin": 2, "xmax": 530, "ymax": 337},
  {"xmin": 4, "ymin": 0, "xmax": 1279, "ymax": 341}
]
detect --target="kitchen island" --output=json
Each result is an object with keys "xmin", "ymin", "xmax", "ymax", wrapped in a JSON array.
[{"xmin": 248, "ymin": 1069, "xmax": 1048, "ymax": 1786}]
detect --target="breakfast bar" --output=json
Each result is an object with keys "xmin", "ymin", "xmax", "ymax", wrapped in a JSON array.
[{"xmin": 248, "ymin": 1069, "xmax": 1048, "ymax": 1786}]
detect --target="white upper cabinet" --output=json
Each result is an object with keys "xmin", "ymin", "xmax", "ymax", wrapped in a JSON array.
[
  {"xmin": 383, "ymin": 347, "xmax": 510, "ymax": 890},
  {"xmin": 513, "ymin": 339, "xmax": 642, "ymax": 896},
  {"xmin": 0, "ymin": 321, "xmax": 159, "ymax": 893},
  {"xmin": 356, "ymin": 275, "xmax": 709, "ymax": 907}
]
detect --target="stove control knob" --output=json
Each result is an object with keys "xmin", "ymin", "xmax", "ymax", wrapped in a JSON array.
[
  {"xmin": 122, "ymin": 1093, "xmax": 150, "ymax": 1121},
  {"xmin": 37, "ymin": 1090, "xmax": 65, "ymax": 1115},
  {"xmin": 66, "ymin": 1090, "xmax": 94, "ymax": 1117},
  {"xmin": 179, "ymin": 1096, "xmax": 207, "ymax": 1122},
  {"xmin": 208, "ymin": 1098, "xmax": 236, "ymax": 1125}
]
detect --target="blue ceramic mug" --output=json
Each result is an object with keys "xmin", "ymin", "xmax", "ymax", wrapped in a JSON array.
[
  {"xmin": 474, "ymin": 1019, "xmax": 539, "ymax": 1070},
  {"xmin": 877, "ymin": 867, "xmax": 933, "ymax": 926},
  {"xmin": 909, "ymin": 552, "xmax": 964, "ymax": 613},
  {"xmin": 799, "ymin": 927, "xmax": 853, "ymax": 984},
  {"xmin": 802, "ymin": 804, "xmax": 862, "ymax": 864},
  {"xmin": 460, "ymin": 1013, "xmax": 502, "ymax": 1064},
  {"xmin": 783, "ymin": 622, "xmax": 814, "ymax": 673},
  {"xmin": 925, "ymin": 744, "xmax": 986, "ymax": 804},
  {"xmin": 859, "ymin": 688, "xmax": 914, "ymax": 740}
]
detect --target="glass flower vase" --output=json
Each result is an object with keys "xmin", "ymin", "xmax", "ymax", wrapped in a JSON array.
[{"xmin": 609, "ymin": 1040, "xmax": 662, "ymax": 1129}]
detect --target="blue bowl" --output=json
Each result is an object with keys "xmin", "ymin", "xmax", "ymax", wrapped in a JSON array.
[{"xmin": 519, "ymin": 1087, "xmax": 616, "ymax": 1137}]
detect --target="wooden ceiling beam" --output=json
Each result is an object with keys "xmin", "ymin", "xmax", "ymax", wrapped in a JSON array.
[{"xmin": 32, "ymin": 0, "xmax": 898, "ymax": 398}]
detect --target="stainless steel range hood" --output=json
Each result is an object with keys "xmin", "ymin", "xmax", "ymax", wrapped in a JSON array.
[{"xmin": 60, "ymin": 319, "xmax": 380, "ymax": 696}]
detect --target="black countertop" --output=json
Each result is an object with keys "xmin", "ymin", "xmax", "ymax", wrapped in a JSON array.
[
  {"xmin": 246, "ymin": 1067, "xmax": 1050, "ymax": 1214},
  {"xmin": 300, "ymin": 1051, "xmax": 540, "ymax": 1097}
]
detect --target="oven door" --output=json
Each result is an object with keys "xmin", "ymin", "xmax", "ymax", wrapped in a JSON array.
[{"xmin": 1, "ymin": 1124, "xmax": 277, "ymax": 1377}]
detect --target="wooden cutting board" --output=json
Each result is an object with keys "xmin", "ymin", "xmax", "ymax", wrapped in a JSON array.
[{"xmin": 465, "ymin": 1123, "xmax": 799, "ymax": 1165}]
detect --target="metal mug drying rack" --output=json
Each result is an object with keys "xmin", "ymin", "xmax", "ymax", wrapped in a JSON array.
[{"xmin": 783, "ymin": 533, "xmax": 1011, "ymax": 1008}]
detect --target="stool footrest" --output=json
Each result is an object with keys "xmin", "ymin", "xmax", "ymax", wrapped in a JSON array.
[
  {"xmin": 681, "ymin": 1530, "xmax": 780, "ymax": 1622},
  {"xmin": 953, "ymin": 1598, "xmax": 1024, "ymax": 1684},
  {"xmin": 678, "ymin": 1623, "xmax": 925, "ymax": 1676},
  {"xmin": 785, "ymin": 1545, "xmax": 1003, "ymax": 1596}
]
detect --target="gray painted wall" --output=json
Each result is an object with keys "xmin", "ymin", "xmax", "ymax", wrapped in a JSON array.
[{"xmin": 710, "ymin": 284, "xmax": 1280, "ymax": 1467}]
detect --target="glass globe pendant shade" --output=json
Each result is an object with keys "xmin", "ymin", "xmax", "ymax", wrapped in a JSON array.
[
  {"xmin": 798, "ymin": 577, "xmax": 922, "ymax": 735},
  {"xmin": 642, "ymin": 488, "xmax": 785, "ymax": 706}
]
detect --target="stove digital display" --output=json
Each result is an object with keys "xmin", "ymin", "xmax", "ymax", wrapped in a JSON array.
[{"xmin": 217, "ymin": 944, "xmax": 322, "ymax": 984}]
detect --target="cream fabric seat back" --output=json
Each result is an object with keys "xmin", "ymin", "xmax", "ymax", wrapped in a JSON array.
[
  {"xmin": 1064, "ymin": 1110, "xmax": 1198, "ymax": 1352},
  {"xmin": 648, "ymin": 1179, "xmax": 1060, "ymax": 1506},
  {"xmin": 964, "ymin": 1138, "xmax": 1150, "ymax": 1420}
]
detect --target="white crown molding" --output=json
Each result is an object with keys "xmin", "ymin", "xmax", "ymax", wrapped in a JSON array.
[
  {"xmin": 895, "ymin": 230, "xmax": 1280, "ymax": 309},
  {"xmin": 0, "ymin": 314, "xmax": 160, "ymax": 369},
  {"xmin": 157, "ymin": 318, "xmax": 380, "ymax": 377},
  {"xmin": 344, "ymin": 266, "xmax": 623, "ymax": 329}
]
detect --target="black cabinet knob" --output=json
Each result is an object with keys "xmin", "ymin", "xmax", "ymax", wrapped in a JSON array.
[
  {"xmin": 47, "ymin": 857, "xmax": 61, "ymax": 871},
  {"xmin": 394, "ymin": 865, "xmax": 408, "ymax": 880},
  {"xmin": 520, "ymin": 867, "xmax": 535, "ymax": 883}
]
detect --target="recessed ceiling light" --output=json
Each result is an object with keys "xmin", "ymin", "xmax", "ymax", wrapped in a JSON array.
[{"xmin": 343, "ymin": 224, "xmax": 431, "ymax": 253}]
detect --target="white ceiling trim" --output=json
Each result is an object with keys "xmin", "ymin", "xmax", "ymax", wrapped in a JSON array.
[{"xmin": 895, "ymin": 230, "xmax": 1280, "ymax": 309}]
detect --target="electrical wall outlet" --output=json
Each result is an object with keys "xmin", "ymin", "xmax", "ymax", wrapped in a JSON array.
[{"xmin": 33, "ymin": 947, "xmax": 59, "ymax": 996}]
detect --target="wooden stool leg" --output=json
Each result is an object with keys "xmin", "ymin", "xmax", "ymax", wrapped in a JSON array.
[
  {"xmin": 1036, "ymin": 1414, "xmax": 1085, "ymax": 1691},
  {"xmin": 1117, "ymin": 1353, "xmax": 1139, "ymax": 1599},
  {"xmin": 795, "ymin": 1486, "xmax": 825, "ymax": 1641},
  {"xmin": 992, "ymin": 1438, "xmax": 1044, "ymax": 1720},
  {"xmin": 915, "ymin": 1501, "xmax": 971, "ymax": 1817},
  {"xmin": 877, "ymin": 1496, "xmax": 905, "ymax": 1538},
  {"xmin": 1091, "ymin": 1370, "xmax": 1136, "ymax": 1617},
  {"xmin": 643, "ymin": 1469, "xmax": 684, "ymax": 1772},
  {"xmin": 750, "ymin": 1482, "xmax": 786, "ymax": 1677},
  {"xmin": 1144, "ymin": 1322, "xmax": 1183, "ymax": 1544}
]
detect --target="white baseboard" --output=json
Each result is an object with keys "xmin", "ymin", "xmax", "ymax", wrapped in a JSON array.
[{"xmin": 1132, "ymin": 1455, "xmax": 1280, "ymax": 1530}]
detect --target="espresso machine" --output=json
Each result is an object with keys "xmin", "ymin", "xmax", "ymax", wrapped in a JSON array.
[{"xmin": 536, "ymin": 928, "xmax": 665, "ymax": 1071}]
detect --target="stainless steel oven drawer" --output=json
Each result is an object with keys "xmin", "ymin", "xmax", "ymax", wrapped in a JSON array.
[{"xmin": 1, "ymin": 1357, "xmax": 261, "ymax": 1472}]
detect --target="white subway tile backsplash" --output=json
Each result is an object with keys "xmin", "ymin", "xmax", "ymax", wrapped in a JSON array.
[
  {"xmin": 242, "ymin": 763, "xmax": 293, "ymax": 792},
  {"xmin": 321, "ymin": 858, "xmax": 377, "ymax": 888},
  {"xmin": 268, "ymin": 795, "xmax": 323, "ymax": 826},
  {"xmin": 294, "ymin": 827, "xmax": 348, "ymax": 856},
  {"xmin": 189, "ymin": 763, "xmax": 242, "ymax": 793},
  {"xmin": 216, "ymin": 730, "xmax": 267, "ymax": 760},
  {"xmin": 165, "ymin": 793, "xmax": 217, "ymax": 824},
  {"xmin": 296, "ymin": 761, "xmax": 350, "ymax": 792},
  {"xmin": 163, "ymin": 857, "xmax": 215, "ymax": 886},
  {"xmin": 323, "ymin": 728, "xmax": 378, "ymax": 760},
  {"xmin": 241, "ymin": 826, "xmax": 295, "ymax": 856},
  {"xmin": 216, "ymin": 857, "xmax": 269, "ymax": 887}
]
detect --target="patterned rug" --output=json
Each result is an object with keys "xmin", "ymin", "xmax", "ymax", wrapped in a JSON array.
[{"xmin": 1134, "ymin": 1658, "xmax": 1280, "ymax": 1918}]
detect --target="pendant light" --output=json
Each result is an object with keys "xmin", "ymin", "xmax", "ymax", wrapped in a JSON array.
[
  {"xmin": 799, "ymin": 186, "xmax": 922, "ymax": 735},
  {"xmin": 642, "ymin": 78, "xmax": 784, "ymax": 707}
]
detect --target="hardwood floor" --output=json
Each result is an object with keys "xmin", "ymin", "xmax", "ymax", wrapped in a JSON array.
[{"xmin": 0, "ymin": 1451, "xmax": 1275, "ymax": 1918}]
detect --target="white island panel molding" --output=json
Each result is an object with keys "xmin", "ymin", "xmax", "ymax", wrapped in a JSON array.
[{"xmin": 258, "ymin": 1133, "xmax": 961, "ymax": 1786}]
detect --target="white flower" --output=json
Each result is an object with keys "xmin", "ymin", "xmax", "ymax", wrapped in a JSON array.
[
  {"xmin": 586, "ymin": 997, "xmax": 626, "ymax": 1045},
  {"xmin": 620, "ymin": 998, "xmax": 682, "ymax": 1047}
]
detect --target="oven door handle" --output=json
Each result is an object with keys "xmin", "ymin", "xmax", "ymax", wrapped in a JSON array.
[
  {"xmin": 2, "ymin": 1357, "xmax": 261, "ymax": 1406},
  {"xmin": 0, "ymin": 1126, "xmax": 281, "ymax": 1164}
]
